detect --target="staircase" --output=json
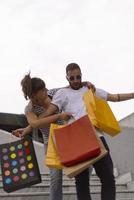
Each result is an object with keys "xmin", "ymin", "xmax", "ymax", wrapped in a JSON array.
[{"xmin": 0, "ymin": 168, "xmax": 134, "ymax": 200}]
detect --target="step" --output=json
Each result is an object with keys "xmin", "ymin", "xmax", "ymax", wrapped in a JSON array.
[
  {"xmin": 32, "ymin": 167, "xmax": 119, "ymax": 179},
  {"xmin": 0, "ymin": 175, "xmax": 116, "ymax": 185},
  {"xmin": 36, "ymin": 174, "xmax": 118, "ymax": 183},
  {"xmin": 0, "ymin": 182, "xmax": 127, "ymax": 193},
  {"xmin": 0, "ymin": 190, "xmax": 134, "ymax": 200}
]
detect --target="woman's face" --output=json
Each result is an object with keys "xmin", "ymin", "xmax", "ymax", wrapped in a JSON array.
[{"xmin": 31, "ymin": 88, "xmax": 48, "ymax": 106}]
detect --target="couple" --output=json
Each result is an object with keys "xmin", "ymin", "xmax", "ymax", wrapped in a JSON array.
[{"xmin": 13, "ymin": 63, "xmax": 134, "ymax": 200}]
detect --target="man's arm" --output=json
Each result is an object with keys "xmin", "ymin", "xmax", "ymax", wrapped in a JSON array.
[{"xmin": 107, "ymin": 93, "xmax": 134, "ymax": 102}]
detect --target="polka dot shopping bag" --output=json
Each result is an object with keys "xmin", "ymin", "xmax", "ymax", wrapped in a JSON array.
[{"xmin": 0, "ymin": 135, "xmax": 41, "ymax": 193}]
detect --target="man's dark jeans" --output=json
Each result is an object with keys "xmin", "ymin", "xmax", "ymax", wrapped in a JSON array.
[{"xmin": 75, "ymin": 136, "xmax": 116, "ymax": 200}]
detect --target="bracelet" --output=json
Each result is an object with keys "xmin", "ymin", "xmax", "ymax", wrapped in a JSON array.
[{"xmin": 117, "ymin": 94, "xmax": 121, "ymax": 102}]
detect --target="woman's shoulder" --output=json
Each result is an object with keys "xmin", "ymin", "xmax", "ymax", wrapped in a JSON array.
[{"xmin": 24, "ymin": 101, "xmax": 33, "ymax": 114}]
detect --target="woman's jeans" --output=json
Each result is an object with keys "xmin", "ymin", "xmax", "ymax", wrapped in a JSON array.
[
  {"xmin": 44, "ymin": 143, "xmax": 63, "ymax": 200},
  {"xmin": 75, "ymin": 136, "xmax": 116, "ymax": 200},
  {"xmin": 49, "ymin": 168, "xmax": 63, "ymax": 200}
]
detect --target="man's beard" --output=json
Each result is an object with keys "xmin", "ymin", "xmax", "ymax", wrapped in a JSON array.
[{"xmin": 70, "ymin": 82, "xmax": 82, "ymax": 90}]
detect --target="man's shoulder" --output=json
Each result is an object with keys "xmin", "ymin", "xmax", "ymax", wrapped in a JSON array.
[
  {"xmin": 95, "ymin": 88, "xmax": 108, "ymax": 100},
  {"xmin": 52, "ymin": 87, "xmax": 69, "ymax": 93},
  {"xmin": 47, "ymin": 88, "xmax": 60, "ymax": 97},
  {"xmin": 50, "ymin": 88, "xmax": 72, "ymax": 101}
]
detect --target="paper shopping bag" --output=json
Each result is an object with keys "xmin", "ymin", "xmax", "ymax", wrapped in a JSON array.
[
  {"xmin": 45, "ymin": 123, "xmax": 64, "ymax": 169},
  {"xmin": 63, "ymin": 135, "xmax": 107, "ymax": 178},
  {"xmin": 53, "ymin": 115, "xmax": 101, "ymax": 167},
  {"xmin": 0, "ymin": 135, "xmax": 41, "ymax": 193},
  {"xmin": 83, "ymin": 90, "xmax": 121, "ymax": 136}
]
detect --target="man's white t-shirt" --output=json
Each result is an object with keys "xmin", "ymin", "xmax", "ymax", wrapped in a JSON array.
[{"xmin": 51, "ymin": 86, "xmax": 108, "ymax": 128}]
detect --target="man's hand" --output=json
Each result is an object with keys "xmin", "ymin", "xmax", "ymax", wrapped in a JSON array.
[
  {"xmin": 82, "ymin": 81, "xmax": 96, "ymax": 92},
  {"xmin": 59, "ymin": 112, "xmax": 72, "ymax": 121}
]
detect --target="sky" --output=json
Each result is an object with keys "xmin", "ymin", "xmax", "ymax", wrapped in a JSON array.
[{"xmin": 0, "ymin": 0, "xmax": 134, "ymax": 120}]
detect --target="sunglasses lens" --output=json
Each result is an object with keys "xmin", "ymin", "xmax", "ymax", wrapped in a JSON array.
[
  {"xmin": 69, "ymin": 76, "xmax": 75, "ymax": 81},
  {"xmin": 76, "ymin": 75, "xmax": 81, "ymax": 80},
  {"xmin": 68, "ymin": 75, "xmax": 81, "ymax": 81}
]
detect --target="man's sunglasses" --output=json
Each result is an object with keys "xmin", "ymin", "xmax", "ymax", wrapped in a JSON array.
[{"xmin": 67, "ymin": 75, "xmax": 82, "ymax": 81}]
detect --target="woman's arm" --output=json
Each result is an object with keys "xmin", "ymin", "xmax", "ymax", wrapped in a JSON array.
[
  {"xmin": 12, "ymin": 125, "xmax": 32, "ymax": 137},
  {"xmin": 39, "ymin": 103, "xmax": 58, "ymax": 118},
  {"xmin": 26, "ymin": 110, "xmax": 71, "ymax": 129}
]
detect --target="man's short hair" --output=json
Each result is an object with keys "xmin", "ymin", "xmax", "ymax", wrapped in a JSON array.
[{"xmin": 66, "ymin": 63, "xmax": 81, "ymax": 74}]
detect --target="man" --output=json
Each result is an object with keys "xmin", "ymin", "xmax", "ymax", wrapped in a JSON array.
[{"xmin": 43, "ymin": 63, "xmax": 134, "ymax": 200}]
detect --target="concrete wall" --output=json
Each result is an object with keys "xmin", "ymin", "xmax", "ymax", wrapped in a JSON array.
[
  {"xmin": 119, "ymin": 113, "xmax": 134, "ymax": 128},
  {"xmin": 105, "ymin": 127, "xmax": 134, "ymax": 178}
]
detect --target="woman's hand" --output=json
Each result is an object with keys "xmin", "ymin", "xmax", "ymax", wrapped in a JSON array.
[
  {"xmin": 12, "ymin": 126, "xmax": 32, "ymax": 138},
  {"xmin": 12, "ymin": 128, "xmax": 25, "ymax": 138}
]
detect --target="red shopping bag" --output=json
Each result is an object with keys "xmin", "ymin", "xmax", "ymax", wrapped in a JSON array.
[
  {"xmin": 53, "ymin": 115, "xmax": 101, "ymax": 167},
  {"xmin": 64, "ymin": 135, "xmax": 108, "ymax": 178}
]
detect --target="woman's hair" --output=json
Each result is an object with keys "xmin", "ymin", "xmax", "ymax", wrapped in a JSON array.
[
  {"xmin": 66, "ymin": 63, "xmax": 81, "ymax": 74},
  {"xmin": 21, "ymin": 73, "xmax": 46, "ymax": 100}
]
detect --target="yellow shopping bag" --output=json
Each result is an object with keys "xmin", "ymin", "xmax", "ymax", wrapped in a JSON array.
[
  {"xmin": 45, "ymin": 123, "xmax": 64, "ymax": 169},
  {"xmin": 83, "ymin": 90, "xmax": 121, "ymax": 136}
]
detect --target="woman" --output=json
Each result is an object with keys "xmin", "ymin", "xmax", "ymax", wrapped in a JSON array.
[{"xmin": 13, "ymin": 73, "xmax": 72, "ymax": 200}]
